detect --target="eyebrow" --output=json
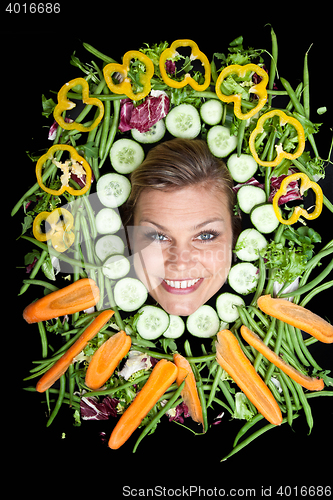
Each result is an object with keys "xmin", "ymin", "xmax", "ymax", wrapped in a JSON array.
[{"xmin": 139, "ymin": 217, "xmax": 225, "ymax": 231}]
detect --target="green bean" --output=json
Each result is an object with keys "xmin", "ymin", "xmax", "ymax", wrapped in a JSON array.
[
  {"xmin": 96, "ymin": 267, "xmax": 105, "ymax": 311},
  {"xmin": 279, "ymin": 369, "xmax": 301, "ymax": 410},
  {"xmin": 268, "ymin": 27, "xmax": 278, "ymax": 108},
  {"xmin": 83, "ymin": 374, "xmax": 150, "ymax": 398},
  {"xmin": 278, "ymin": 372, "xmax": 293, "ymax": 426},
  {"xmin": 287, "ymin": 324, "xmax": 310, "ymax": 367},
  {"xmin": 83, "ymin": 42, "xmax": 118, "ymax": 64},
  {"xmin": 221, "ymin": 416, "xmax": 294, "ymax": 461},
  {"xmin": 133, "ymin": 380, "xmax": 186, "ymax": 453},
  {"xmin": 250, "ymin": 255, "xmax": 266, "ymax": 306},
  {"xmin": 18, "ymin": 249, "xmax": 48, "ymax": 295},
  {"xmin": 82, "ymin": 195, "xmax": 98, "ymax": 240},
  {"xmin": 207, "ymin": 364, "xmax": 222, "ymax": 408},
  {"xmin": 22, "ymin": 235, "xmax": 100, "ymax": 270},
  {"xmin": 104, "ymin": 278, "xmax": 126, "ymax": 331},
  {"xmin": 233, "ymin": 413, "xmax": 264, "ymax": 447},
  {"xmin": 280, "ymin": 77, "xmax": 305, "ymax": 115},
  {"xmin": 293, "ymin": 380, "xmax": 313, "ymax": 434},
  {"xmin": 46, "ymin": 374, "xmax": 66, "ymax": 427},
  {"xmin": 21, "ymin": 279, "xmax": 59, "ymax": 292},
  {"xmin": 99, "ymin": 99, "xmax": 120, "ymax": 170},
  {"xmin": 300, "ymin": 280, "xmax": 333, "ymax": 307},
  {"xmin": 295, "ymin": 327, "xmax": 322, "ymax": 371},
  {"xmin": 236, "ymin": 119, "xmax": 247, "ymax": 157},
  {"xmin": 218, "ymin": 380, "xmax": 235, "ymax": 412},
  {"xmin": 280, "ymin": 258, "xmax": 333, "ymax": 299},
  {"xmin": 37, "ymin": 321, "xmax": 48, "ymax": 359},
  {"xmin": 99, "ymin": 86, "xmax": 111, "ymax": 160},
  {"xmin": 210, "ymin": 397, "xmax": 233, "ymax": 415},
  {"xmin": 253, "ymin": 317, "xmax": 276, "ymax": 372},
  {"xmin": 264, "ymin": 319, "xmax": 284, "ymax": 384}
]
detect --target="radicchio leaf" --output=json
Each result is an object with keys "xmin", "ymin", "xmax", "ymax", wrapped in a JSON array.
[
  {"xmin": 118, "ymin": 91, "xmax": 170, "ymax": 133},
  {"xmin": 80, "ymin": 395, "xmax": 118, "ymax": 421}
]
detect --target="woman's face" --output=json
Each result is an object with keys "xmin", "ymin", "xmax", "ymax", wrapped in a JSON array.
[{"xmin": 132, "ymin": 184, "xmax": 233, "ymax": 316}]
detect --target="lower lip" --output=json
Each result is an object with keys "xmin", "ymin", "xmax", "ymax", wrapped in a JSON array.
[{"xmin": 160, "ymin": 278, "xmax": 204, "ymax": 295}]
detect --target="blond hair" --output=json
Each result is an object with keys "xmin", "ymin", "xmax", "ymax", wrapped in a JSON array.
[{"xmin": 121, "ymin": 138, "xmax": 241, "ymax": 244}]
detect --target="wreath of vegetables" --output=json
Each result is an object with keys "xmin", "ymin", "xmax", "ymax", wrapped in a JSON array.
[{"xmin": 13, "ymin": 31, "xmax": 333, "ymax": 460}]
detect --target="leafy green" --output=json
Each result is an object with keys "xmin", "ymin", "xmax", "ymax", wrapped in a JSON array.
[
  {"xmin": 233, "ymin": 392, "xmax": 256, "ymax": 421},
  {"xmin": 213, "ymin": 36, "xmax": 264, "ymax": 71},
  {"xmin": 41, "ymin": 95, "xmax": 56, "ymax": 118}
]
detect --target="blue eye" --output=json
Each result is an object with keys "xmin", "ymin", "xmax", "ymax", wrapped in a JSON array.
[{"xmin": 196, "ymin": 230, "xmax": 220, "ymax": 242}]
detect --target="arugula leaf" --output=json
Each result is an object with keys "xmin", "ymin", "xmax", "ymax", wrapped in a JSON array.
[{"xmin": 41, "ymin": 95, "xmax": 56, "ymax": 118}]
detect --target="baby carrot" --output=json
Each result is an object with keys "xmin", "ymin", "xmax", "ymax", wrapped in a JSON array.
[
  {"xmin": 85, "ymin": 331, "xmax": 132, "ymax": 390},
  {"xmin": 173, "ymin": 352, "xmax": 204, "ymax": 427},
  {"xmin": 240, "ymin": 325, "xmax": 324, "ymax": 391},
  {"xmin": 36, "ymin": 309, "xmax": 114, "ymax": 393},
  {"xmin": 215, "ymin": 330, "xmax": 282, "ymax": 426},
  {"xmin": 108, "ymin": 359, "xmax": 178, "ymax": 449}
]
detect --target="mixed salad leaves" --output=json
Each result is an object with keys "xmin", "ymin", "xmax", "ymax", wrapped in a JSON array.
[{"xmin": 14, "ymin": 30, "xmax": 333, "ymax": 460}]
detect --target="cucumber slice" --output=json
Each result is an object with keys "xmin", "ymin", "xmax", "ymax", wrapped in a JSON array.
[
  {"xmin": 165, "ymin": 104, "xmax": 201, "ymax": 139},
  {"xmin": 95, "ymin": 208, "xmax": 122, "ymax": 234},
  {"xmin": 207, "ymin": 125, "xmax": 237, "ymax": 158},
  {"xmin": 216, "ymin": 292, "xmax": 245, "ymax": 323},
  {"xmin": 163, "ymin": 315, "xmax": 185, "ymax": 339},
  {"xmin": 227, "ymin": 153, "xmax": 258, "ymax": 183},
  {"xmin": 237, "ymin": 185, "xmax": 266, "ymax": 214},
  {"xmin": 113, "ymin": 277, "xmax": 148, "ymax": 312},
  {"xmin": 96, "ymin": 172, "xmax": 131, "ymax": 208},
  {"xmin": 186, "ymin": 305, "xmax": 220, "ymax": 338},
  {"xmin": 136, "ymin": 305, "xmax": 170, "ymax": 340},
  {"xmin": 200, "ymin": 99, "xmax": 223, "ymax": 125},
  {"xmin": 131, "ymin": 119, "xmax": 166, "ymax": 143},
  {"xmin": 102, "ymin": 254, "xmax": 130, "ymax": 280},
  {"xmin": 235, "ymin": 228, "xmax": 268, "ymax": 262},
  {"xmin": 110, "ymin": 138, "xmax": 144, "ymax": 174},
  {"xmin": 95, "ymin": 234, "xmax": 125, "ymax": 262},
  {"xmin": 250, "ymin": 203, "xmax": 280, "ymax": 234},
  {"xmin": 228, "ymin": 262, "xmax": 259, "ymax": 295}
]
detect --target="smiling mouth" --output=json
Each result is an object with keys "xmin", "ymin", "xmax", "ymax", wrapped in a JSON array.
[
  {"xmin": 160, "ymin": 277, "xmax": 204, "ymax": 294},
  {"xmin": 163, "ymin": 278, "xmax": 201, "ymax": 289}
]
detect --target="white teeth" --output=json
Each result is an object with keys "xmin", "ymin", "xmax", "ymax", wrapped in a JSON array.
[{"xmin": 164, "ymin": 278, "xmax": 200, "ymax": 289}]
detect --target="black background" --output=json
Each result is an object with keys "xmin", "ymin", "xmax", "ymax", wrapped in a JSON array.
[{"xmin": 4, "ymin": 9, "xmax": 333, "ymax": 495}]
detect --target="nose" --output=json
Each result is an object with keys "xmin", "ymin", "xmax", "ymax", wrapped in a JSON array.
[{"xmin": 165, "ymin": 242, "xmax": 198, "ymax": 274}]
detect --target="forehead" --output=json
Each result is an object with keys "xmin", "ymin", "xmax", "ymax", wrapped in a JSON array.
[{"xmin": 134, "ymin": 184, "xmax": 231, "ymax": 225}]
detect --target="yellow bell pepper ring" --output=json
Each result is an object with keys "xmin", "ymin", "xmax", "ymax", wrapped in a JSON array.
[
  {"xmin": 159, "ymin": 39, "xmax": 211, "ymax": 91},
  {"xmin": 215, "ymin": 64, "xmax": 268, "ymax": 120},
  {"xmin": 272, "ymin": 172, "xmax": 323, "ymax": 225},
  {"xmin": 53, "ymin": 77, "xmax": 104, "ymax": 132},
  {"xmin": 32, "ymin": 208, "xmax": 75, "ymax": 252},
  {"xmin": 103, "ymin": 51, "xmax": 154, "ymax": 101},
  {"xmin": 36, "ymin": 144, "xmax": 92, "ymax": 196},
  {"xmin": 249, "ymin": 109, "xmax": 306, "ymax": 167}
]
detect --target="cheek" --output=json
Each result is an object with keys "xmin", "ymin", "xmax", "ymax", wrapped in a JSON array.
[
  {"xmin": 200, "ymin": 240, "xmax": 233, "ymax": 276},
  {"xmin": 133, "ymin": 242, "xmax": 166, "ymax": 279}
]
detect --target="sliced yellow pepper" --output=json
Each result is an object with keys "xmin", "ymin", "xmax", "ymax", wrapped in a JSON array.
[
  {"xmin": 159, "ymin": 39, "xmax": 211, "ymax": 91},
  {"xmin": 249, "ymin": 109, "xmax": 305, "ymax": 167},
  {"xmin": 53, "ymin": 77, "xmax": 104, "ymax": 132},
  {"xmin": 33, "ymin": 208, "xmax": 75, "ymax": 252},
  {"xmin": 103, "ymin": 51, "xmax": 154, "ymax": 101},
  {"xmin": 36, "ymin": 145, "xmax": 92, "ymax": 196},
  {"xmin": 272, "ymin": 172, "xmax": 323, "ymax": 225},
  {"xmin": 215, "ymin": 63, "xmax": 268, "ymax": 120}
]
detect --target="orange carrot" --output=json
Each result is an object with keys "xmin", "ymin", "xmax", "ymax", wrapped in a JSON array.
[
  {"xmin": 36, "ymin": 309, "xmax": 114, "ymax": 393},
  {"xmin": 215, "ymin": 330, "xmax": 282, "ymax": 426},
  {"xmin": 23, "ymin": 278, "xmax": 100, "ymax": 324},
  {"xmin": 240, "ymin": 325, "xmax": 324, "ymax": 391},
  {"xmin": 85, "ymin": 331, "xmax": 132, "ymax": 390},
  {"xmin": 173, "ymin": 352, "xmax": 204, "ymax": 427},
  {"xmin": 257, "ymin": 294, "xmax": 333, "ymax": 344},
  {"xmin": 108, "ymin": 359, "xmax": 178, "ymax": 449}
]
